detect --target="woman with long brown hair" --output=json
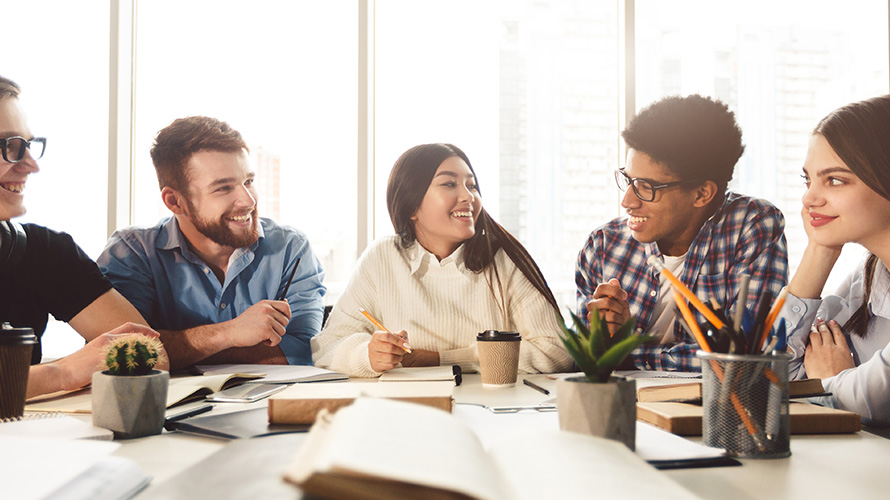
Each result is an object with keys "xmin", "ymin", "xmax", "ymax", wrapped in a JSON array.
[
  {"xmin": 784, "ymin": 94, "xmax": 890, "ymax": 425},
  {"xmin": 312, "ymin": 143, "xmax": 572, "ymax": 377}
]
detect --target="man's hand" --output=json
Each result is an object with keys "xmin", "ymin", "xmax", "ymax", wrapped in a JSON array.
[
  {"xmin": 804, "ymin": 319, "xmax": 855, "ymax": 379},
  {"xmin": 56, "ymin": 322, "xmax": 166, "ymax": 392},
  {"xmin": 368, "ymin": 330, "xmax": 412, "ymax": 372},
  {"xmin": 587, "ymin": 278, "xmax": 631, "ymax": 335},
  {"xmin": 222, "ymin": 300, "xmax": 291, "ymax": 348}
]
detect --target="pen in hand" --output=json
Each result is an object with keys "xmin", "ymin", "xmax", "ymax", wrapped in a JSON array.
[
  {"xmin": 359, "ymin": 308, "xmax": 412, "ymax": 353},
  {"xmin": 277, "ymin": 257, "xmax": 302, "ymax": 301}
]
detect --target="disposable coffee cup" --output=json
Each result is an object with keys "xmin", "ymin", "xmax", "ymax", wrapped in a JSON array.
[
  {"xmin": 0, "ymin": 324, "xmax": 37, "ymax": 419},
  {"xmin": 476, "ymin": 330, "xmax": 521, "ymax": 388}
]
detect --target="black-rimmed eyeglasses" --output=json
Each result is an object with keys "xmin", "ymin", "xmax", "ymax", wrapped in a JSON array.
[
  {"xmin": 614, "ymin": 169, "xmax": 695, "ymax": 202},
  {"xmin": 0, "ymin": 137, "xmax": 46, "ymax": 164}
]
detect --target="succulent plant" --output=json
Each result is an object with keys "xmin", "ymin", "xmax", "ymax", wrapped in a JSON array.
[
  {"xmin": 557, "ymin": 308, "xmax": 652, "ymax": 383},
  {"xmin": 102, "ymin": 334, "xmax": 165, "ymax": 376}
]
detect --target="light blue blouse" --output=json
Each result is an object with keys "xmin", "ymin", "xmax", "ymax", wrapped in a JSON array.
[{"xmin": 782, "ymin": 256, "xmax": 890, "ymax": 425}]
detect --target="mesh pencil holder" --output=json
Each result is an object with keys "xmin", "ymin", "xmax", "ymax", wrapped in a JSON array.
[{"xmin": 697, "ymin": 351, "xmax": 791, "ymax": 458}]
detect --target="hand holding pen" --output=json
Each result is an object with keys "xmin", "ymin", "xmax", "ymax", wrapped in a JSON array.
[{"xmin": 360, "ymin": 308, "xmax": 414, "ymax": 372}]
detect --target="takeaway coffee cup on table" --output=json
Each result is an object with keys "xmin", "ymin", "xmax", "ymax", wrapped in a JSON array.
[
  {"xmin": 0, "ymin": 323, "xmax": 37, "ymax": 419},
  {"xmin": 476, "ymin": 330, "xmax": 521, "ymax": 388}
]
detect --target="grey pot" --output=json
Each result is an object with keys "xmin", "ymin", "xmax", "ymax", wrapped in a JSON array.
[
  {"xmin": 556, "ymin": 375, "xmax": 636, "ymax": 450},
  {"xmin": 92, "ymin": 370, "xmax": 169, "ymax": 439}
]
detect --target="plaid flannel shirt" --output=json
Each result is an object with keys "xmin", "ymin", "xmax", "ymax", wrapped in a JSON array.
[{"xmin": 575, "ymin": 192, "xmax": 788, "ymax": 371}]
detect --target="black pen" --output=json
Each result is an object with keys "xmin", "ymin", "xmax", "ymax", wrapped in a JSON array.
[
  {"xmin": 277, "ymin": 257, "xmax": 302, "ymax": 301},
  {"xmin": 523, "ymin": 378, "xmax": 550, "ymax": 395},
  {"xmin": 164, "ymin": 402, "xmax": 213, "ymax": 428}
]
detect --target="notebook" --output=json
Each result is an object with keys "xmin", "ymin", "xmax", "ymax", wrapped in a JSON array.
[
  {"xmin": 24, "ymin": 373, "xmax": 266, "ymax": 414},
  {"xmin": 378, "ymin": 365, "xmax": 461, "ymax": 384},
  {"xmin": 195, "ymin": 364, "xmax": 348, "ymax": 384},
  {"xmin": 0, "ymin": 413, "xmax": 113, "ymax": 440}
]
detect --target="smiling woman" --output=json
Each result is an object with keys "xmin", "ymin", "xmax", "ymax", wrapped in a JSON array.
[
  {"xmin": 409, "ymin": 156, "xmax": 481, "ymax": 260},
  {"xmin": 312, "ymin": 143, "xmax": 573, "ymax": 378},
  {"xmin": 782, "ymin": 94, "xmax": 890, "ymax": 426}
]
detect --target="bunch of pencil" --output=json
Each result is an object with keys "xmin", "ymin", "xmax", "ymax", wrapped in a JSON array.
[
  {"xmin": 647, "ymin": 256, "xmax": 787, "ymax": 356},
  {"xmin": 648, "ymin": 256, "xmax": 789, "ymax": 452}
]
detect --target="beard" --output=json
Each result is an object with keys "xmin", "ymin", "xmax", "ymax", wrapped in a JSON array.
[{"xmin": 185, "ymin": 199, "xmax": 260, "ymax": 248}]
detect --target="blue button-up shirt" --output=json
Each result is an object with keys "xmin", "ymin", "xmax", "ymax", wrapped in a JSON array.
[{"xmin": 97, "ymin": 216, "xmax": 326, "ymax": 365}]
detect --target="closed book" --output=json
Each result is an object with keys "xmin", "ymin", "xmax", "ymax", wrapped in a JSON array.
[
  {"xmin": 268, "ymin": 381, "xmax": 454, "ymax": 424},
  {"xmin": 637, "ymin": 401, "xmax": 861, "ymax": 436},
  {"xmin": 636, "ymin": 378, "xmax": 827, "ymax": 403}
]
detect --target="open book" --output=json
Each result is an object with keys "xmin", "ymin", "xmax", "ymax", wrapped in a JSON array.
[
  {"xmin": 637, "ymin": 378, "xmax": 826, "ymax": 403},
  {"xmin": 268, "ymin": 381, "xmax": 454, "ymax": 424},
  {"xmin": 25, "ymin": 373, "xmax": 264, "ymax": 413},
  {"xmin": 283, "ymin": 398, "xmax": 697, "ymax": 500},
  {"xmin": 166, "ymin": 372, "xmax": 265, "ymax": 407},
  {"xmin": 196, "ymin": 364, "xmax": 348, "ymax": 384}
]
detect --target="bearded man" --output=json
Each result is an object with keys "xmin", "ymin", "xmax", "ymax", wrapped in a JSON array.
[{"xmin": 98, "ymin": 116, "xmax": 326, "ymax": 367}]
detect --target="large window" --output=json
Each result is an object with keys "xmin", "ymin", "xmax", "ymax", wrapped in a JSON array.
[
  {"xmin": 376, "ymin": 0, "xmax": 620, "ymax": 308},
  {"xmin": 4, "ymin": 1, "xmax": 111, "ymax": 358},
  {"xmin": 636, "ymin": 0, "xmax": 889, "ymax": 288},
  {"xmin": 5, "ymin": 0, "xmax": 889, "ymax": 359},
  {"xmin": 133, "ymin": 0, "xmax": 358, "ymax": 300}
]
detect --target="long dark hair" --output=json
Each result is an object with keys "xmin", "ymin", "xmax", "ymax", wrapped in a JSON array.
[
  {"xmin": 386, "ymin": 143, "xmax": 559, "ymax": 314},
  {"xmin": 814, "ymin": 94, "xmax": 890, "ymax": 337}
]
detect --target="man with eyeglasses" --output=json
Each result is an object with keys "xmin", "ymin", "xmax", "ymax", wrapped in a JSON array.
[
  {"xmin": 0, "ymin": 75, "xmax": 166, "ymax": 398},
  {"xmin": 97, "ymin": 116, "xmax": 326, "ymax": 369},
  {"xmin": 576, "ymin": 94, "xmax": 788, "ymax": 371}
]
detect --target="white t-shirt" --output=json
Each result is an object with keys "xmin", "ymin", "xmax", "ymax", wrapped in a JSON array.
[{"xmin": 647, "ymin": 254, "xmax": 687, "ymax": 344}]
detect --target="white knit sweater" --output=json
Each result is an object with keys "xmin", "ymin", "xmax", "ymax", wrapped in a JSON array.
[{"xmin": 311, "ymin": 235, "xmax": 573, "ymax": 378}]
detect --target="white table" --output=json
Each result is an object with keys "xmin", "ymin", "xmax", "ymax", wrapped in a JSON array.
[{"xmin": 95, "ymin": 374, "xmax": 890, "ymax": 498}]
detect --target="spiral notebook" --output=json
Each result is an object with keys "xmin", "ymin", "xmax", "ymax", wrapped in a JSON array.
[
  {"xmin": 0, "ymin": 413, "xmax": 113, "ymax": 440},
  {"xmin": 378, "ymin": 366, "xmax": 462, "ymax": 384}
]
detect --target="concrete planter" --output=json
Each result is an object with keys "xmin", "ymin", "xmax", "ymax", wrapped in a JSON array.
[
  {"xmin": 557, "ymin": 375, "xmax": 636, "ymax": 450},
  {"xmin": 92, "ymin": 370, "xmax": 169, "ymax": 439}
]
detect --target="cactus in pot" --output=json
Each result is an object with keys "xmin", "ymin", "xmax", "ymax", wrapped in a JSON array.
[
  {"xmin": 92, "ymin": 333, "xmax": 169, "ymax": 439},
  {"xmin": 103, "ymin": 334, "xmax": 165, "ymax": 376}
]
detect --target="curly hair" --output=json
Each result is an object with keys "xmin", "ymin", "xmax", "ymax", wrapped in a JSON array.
[{"xmin": 622, "ymin": 94, "xmax": 745, "ymax": 198}]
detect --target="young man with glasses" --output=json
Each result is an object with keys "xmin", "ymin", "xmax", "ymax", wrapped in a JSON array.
[
  {"xmin": 576, "ymin": 94, "xmax": 788, "ymax": 371},
  {"xmin": 98, "ymin": 116, "xmax": 326, "ymax": 369},
  {"xmin": 0, "ymin": 75, "xmax": 165, "ymax": 398}
]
